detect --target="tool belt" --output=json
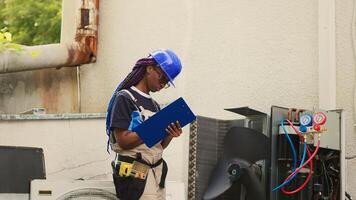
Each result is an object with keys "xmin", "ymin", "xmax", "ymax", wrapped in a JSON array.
[{"xmin": 112, "ymin": 153, "xmax": 168, "ymax": 200}]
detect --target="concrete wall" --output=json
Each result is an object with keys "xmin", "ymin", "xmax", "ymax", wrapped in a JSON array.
[
  {"xmin": 0, "ymin": 117, "xmax": 112, "ymax": 181},
  {"xmin": 336, "ymin": 0, "xmax": 356, "ymax": 196},
  {"xmin": 0, "ymin": 69, "xmax": 78, "ymax": 114},
  {"xmin": 0, "ymin": 0, "xmax": 355, "ymax": 197},
  {"xmin": 83, "ymin": 0, "xmax": 319, "ymax": 116}
]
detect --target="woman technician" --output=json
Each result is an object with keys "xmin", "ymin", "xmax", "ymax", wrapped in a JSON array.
[{"xmin": 106, "ymin": 49, "xmax": 183, "ymax": 200}]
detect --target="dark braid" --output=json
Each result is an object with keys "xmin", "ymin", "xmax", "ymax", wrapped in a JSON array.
[
  {"xmin": 105, "ymin": 57, "xmax": 157, "ymax": 153},
  {"xmin": 119, "ymin": 57, "xmax": 157, "ymax": 90}
]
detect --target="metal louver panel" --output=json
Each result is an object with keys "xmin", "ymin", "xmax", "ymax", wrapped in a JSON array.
[{"xmin": 188, "ymin": 116, "xmax": 243, "ymax": 200}]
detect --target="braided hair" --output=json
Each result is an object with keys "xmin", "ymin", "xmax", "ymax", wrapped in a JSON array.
[{"xmin": 105, "ymin": 57, "xmax": 157, "ymax": 153}]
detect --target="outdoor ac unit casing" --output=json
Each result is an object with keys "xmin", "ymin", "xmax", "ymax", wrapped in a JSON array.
[
  {"xmin": 30, "ymin": 180, "xmax": 116, "ymax": 200},
  {"xmin": 31, "ymin": 180, "xmax": 185, "ymax": 200}
]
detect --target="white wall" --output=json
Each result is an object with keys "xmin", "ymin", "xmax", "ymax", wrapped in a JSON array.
[
  {"xmin": 74, "ymin": 0, "xmax": 320, "ymax": 191},
  {"xmin": 80, "ymin": 0, "xmax": 319, "ymax": 115},
  {"xmin": 1, "ymin": 0, "xmax": 356, "ymax": 197}
]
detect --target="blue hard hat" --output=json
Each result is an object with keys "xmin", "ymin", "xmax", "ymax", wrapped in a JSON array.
[{"xmin": 150, "ymin": 49, "xmax": 182, "ymax": 87}]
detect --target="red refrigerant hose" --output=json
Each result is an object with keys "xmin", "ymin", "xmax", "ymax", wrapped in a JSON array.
[
  {"xmin": 280, "ymin": 120, "xmax": 321, "ymax": 195},
  {"xmin": 281, "ymin": 147, "xmax": 313, "ymax": 195}
]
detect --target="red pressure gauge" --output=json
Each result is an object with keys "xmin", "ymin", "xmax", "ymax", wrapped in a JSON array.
[{"xmin": 313, "ymin": 112, "xmax": 327, "ymax": 125}]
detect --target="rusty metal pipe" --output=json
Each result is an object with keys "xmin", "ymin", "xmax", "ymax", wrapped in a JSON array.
[
  {"xmin": 0, "ymin": 42, "xmax": 92, "ymax": 74},
  {"xmin": 0, "ymin": 0, "xmax": 99, "ymax": 74}
]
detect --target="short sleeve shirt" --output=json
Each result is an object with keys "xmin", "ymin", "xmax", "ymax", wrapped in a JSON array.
[
  {"xmin": 109, "ymin": 86, "xmax": 163, "ymax": 164},
  {"xmin": 110, "ymin": 86, "xmax": 160, "ymax": 130}
]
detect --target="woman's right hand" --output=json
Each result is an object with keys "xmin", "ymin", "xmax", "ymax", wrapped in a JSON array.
[{"xmin": 165, "ymin": 121, "xmax": 182, "ymax": 138}]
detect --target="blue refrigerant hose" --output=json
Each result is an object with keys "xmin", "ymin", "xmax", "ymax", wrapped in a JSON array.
[{"xmin": 272, "ymin": 120, "xmax": 307, "ymax": 192}]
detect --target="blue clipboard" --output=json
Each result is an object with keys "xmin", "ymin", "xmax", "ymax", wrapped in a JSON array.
[{"xmin": 133, "ymin": 97, "xmax": 196, "ymax": 148}]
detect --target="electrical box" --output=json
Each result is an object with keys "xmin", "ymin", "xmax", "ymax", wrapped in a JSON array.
[{"xmin": 269, "ymin": 106, "xmax": 345, "ymax": 200}]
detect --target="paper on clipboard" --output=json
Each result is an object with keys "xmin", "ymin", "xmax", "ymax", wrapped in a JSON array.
[{"xmin": 133, "ymin": 97, "xmax": 196, "ymax": 148}]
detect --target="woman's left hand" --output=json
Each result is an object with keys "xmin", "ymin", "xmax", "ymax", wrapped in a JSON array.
[{"xmin": 166, "ymin": 121, "xmax": 182, "ymax": 137}]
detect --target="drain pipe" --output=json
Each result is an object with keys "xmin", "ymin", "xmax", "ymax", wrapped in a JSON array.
[
  {"xmin": 318, "ymin": 0, "xmax": 336, "ymax": 110},
  {"xmin": 76, "ymin": 66, "xmax": 82, "ymax": 113},
  {"xmin": 0, "ymin": 0, "xmax": 99, "ymax": 74}
]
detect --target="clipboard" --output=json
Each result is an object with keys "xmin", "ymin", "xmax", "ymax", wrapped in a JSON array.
[{"xmin": 133, "ymin": 97, "xmax": 196, "ymax": 148}]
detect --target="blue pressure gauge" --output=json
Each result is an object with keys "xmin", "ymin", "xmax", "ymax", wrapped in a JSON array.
[{"xmin": 300, "ymin": 114, "xmax": 313, "ymax": 126}]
